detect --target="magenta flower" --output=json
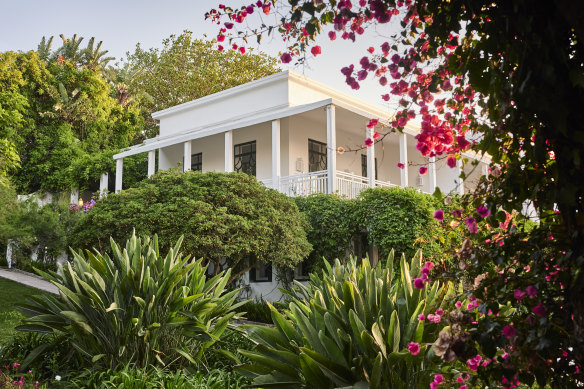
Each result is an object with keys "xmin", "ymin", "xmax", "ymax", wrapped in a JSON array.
[
  {"xmin": 408, "ymin": 342, "xmax": 420, "ymax": 355},
  {"xmin": 364, "ymin": 138, "xmax": 373, "ymax": 147},
  {"xmin": 455, "ymin": 301, "xmax": 462, "ymax": 308},
  {"xmin": 328, "ymin": 31, "xmax": 336, "ymax": 40},
  {"xmin": 436, "ymin": 308, "xmax": 444, "ymax": 316},
  {"xmin": 434, "ymin": 374, "xmax": 444, "ymax": 384},
  {"xmin": 477, "ymin": 205, "xmax": 491, "ymax": 218},
  {"xmin": 452, "ymin": 209, "xmax": 463, "ymax": 218},
  {"xmin": 311, "ymin": 45, "xmax": 322, "ymax": 56},
  {"xmin": 280, "ymin": 52, "xmax": 292, "ymax": 63},
  {"xmin": 418, "ymin": 314, "xmax": 425, "ymax": 321},
  {"xmin": 434, "ymin": 209, "xmax": 444, "ymax": 221},
  {"xmin": 446, "ymin": 155, "xmax": 457, "ymax": 168},
  {"xmin": 419, "ymin": 166, "xmax": 428, "ymax": 175},
  {"xmin": 502, "ymin": 325, "xmax": 516, "ymax": 338},
  {"xmin": 464, "ymin": 216, "xmax": 478, "ymax": 233},
  {"xmin": 532, "ymin": 303, "xmax": 547, "ymax": 317},
  {"xmin": 514, "ymin": 289, "xmax": 527, "ymax": 301},
  {"xmin": 397, "ymin": 162, "xmax": 405, "ymax": 169},
  {"xmin": 413, "ymin": 277, "xmax": 425, "ymax": 289},
  {"xmin": 526, "ymin": 285, "xmax": 538, "ymax": 298}
]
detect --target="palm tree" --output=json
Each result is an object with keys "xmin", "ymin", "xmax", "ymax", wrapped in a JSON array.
[
  {"xmin": 37, "ymin": 36, "xmax": 54, "ymax": 61},
  {"xmin": 55, "ymin": 34, "xmax": 84, "ymax": 66},
  {"xmin": 82, "ymin": 37, "xmax": 115, "ymax": 69},
  {"xmin": 104, "ymin": 63, "xmax": 151, "ymax": 106}
]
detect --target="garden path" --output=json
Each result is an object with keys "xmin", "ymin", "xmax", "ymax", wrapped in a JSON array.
[{"xmin": 0, "ymin": 268, "xmax": 58, "ymax": 294}]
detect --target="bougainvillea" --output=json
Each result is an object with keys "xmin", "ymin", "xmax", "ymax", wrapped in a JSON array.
[{"xmin": 207, "ymin": 0, "xmax": 584, "ymax": 386}]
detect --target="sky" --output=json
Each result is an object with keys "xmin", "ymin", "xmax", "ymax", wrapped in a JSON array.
[{"xmin": 0, "ymin": 0, "xmax": 395, "ymax": 109}]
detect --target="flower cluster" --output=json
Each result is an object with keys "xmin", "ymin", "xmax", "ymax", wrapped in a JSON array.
[
  {"xmin": 69, "ymin": 199, "xmax": 96, "ymax": 213},
  {"xmin": 413, "ymin": 261, "xmax": 434, "ymax": 289}
]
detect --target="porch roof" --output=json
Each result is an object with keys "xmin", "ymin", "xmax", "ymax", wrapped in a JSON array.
[{"xmin": 113, "ymin": 96, "xmax": 419, "ymax": 160}]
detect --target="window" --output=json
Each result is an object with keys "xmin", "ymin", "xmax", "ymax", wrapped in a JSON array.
[
  {"xmin": 293, "ymin": 261, "xmax": 310, "ymax": 280},
  {"xmin": 249, "ymin": 261, "xmax": 272, "ymax": 282},
  {"xmin": 308, "ymin": 139, "xmax": 327, "ymax": 172},
  {"xmin": 361, "ymin": 154, "xmax": 378, "ymax": 180},
  {"xmin": 191, "ymin": 152, "xmax": 202, "ymax": 172},
  {"xmin": 234, "ymin": 141, "xmax": 256, "ymax": 176}
]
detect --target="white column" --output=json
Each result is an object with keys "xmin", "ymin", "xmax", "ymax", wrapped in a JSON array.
[
  {"xmin": 399, "ymin": 132, "xmax": 408, "ymax": 187},
  {"xmin": 183, "ymin": 141, "xmax": 192, "ymax": 172},
  {"xmin": 115, "ymin": 158, "xmax": 123, "ymax": 193},
  {"xmin": 272, "ymin": 119, "xmax": 281, "ymax": 190},
  {"xmin": 6, "ymin": 241, "xmax": 13, "ymax": 269},
  {"xmin": 99, "ymin": 173, "xmax": 108, "ymax": 198},
  {"xmin": 457, "ymin": 159, "xmax": 465, "ymax": 195},
  {"xmin": 70, "ymin": 188, "xmax": 79, "ymax": 204},
  {"xmin": 482, "ymin": 163, "xmax": 489, "ymax": 179},
  {"xmin": 429, "ymin": 156, "xmax": 436, "ymax": 193},
  {"xmin": 147, "ymin": 150, "xmax": 156, "ymax": 177},
  {"xmin": 326, "ymin": 105, "xmax": 337, "ymax": 194},
  {"xmin": 225, "ymin": 131, "xmax": 233, "ymax": 172},
  {"xmin": 366, "ymin": 127, "xmax": 375, "ymax": 188}
]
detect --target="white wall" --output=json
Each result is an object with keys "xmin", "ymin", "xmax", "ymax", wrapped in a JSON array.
[
  {"xmin": 191, "ymin": 133, "xmax": 225, "ymax": 173},
  {"xmin": 158, "ymin": 78, "xmax": 290, "ymax": 137}
]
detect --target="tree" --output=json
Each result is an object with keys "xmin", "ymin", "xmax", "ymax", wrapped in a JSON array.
[
  {"xmin": 124, "ymin": 31, "xmax": 280, "ymax": 137},
  {"xmin": 69, "ymin": 171, "xmax": 311, "ymax": 285},
  {"xmin": 206, "ymin": 1, "xmax": 584, "ymax": 386}
]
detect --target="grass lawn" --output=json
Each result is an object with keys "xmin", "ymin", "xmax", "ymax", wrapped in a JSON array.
[{"xmin": 0, "ymin": 277, "xmax": 48, "ymax": 344}]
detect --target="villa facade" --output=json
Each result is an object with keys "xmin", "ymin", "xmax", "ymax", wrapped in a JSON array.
[{"xmin": 106, "ymin": 70, "xmax": 489, "ymax": 300}]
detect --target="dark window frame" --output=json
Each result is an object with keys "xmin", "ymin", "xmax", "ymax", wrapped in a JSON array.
[
  {"xmin": 249, "ymin": 261, "xmax": 272, "ymax": 283},
  {"xmin": 191, "ymin": 152, "xmax": 202, "ymax": 172},
  {"xmin": 234, "ymin": 141, "xmax": 256, "ymax": 176},
  {"xmin": 308, "ymin": 139, "xmax": 327, "ymax": 172},
  {"xmin": 361, "ymin": 154, "xmax": 378, "ymax": 180}
]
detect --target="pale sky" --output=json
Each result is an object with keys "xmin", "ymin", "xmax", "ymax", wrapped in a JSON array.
[{"xmin": 0, "ymin": 0, "xmax": 396, "ymax": 108}]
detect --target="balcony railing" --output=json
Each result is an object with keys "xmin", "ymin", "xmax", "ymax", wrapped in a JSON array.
[{"xmin": 277, "ymin": 170, "xmax": 396, "ymax": 199}]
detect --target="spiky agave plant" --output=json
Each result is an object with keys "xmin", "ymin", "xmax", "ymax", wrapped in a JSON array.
[
  {"xmin": 237, "ymin": 250, "xmax": 454, "ymax": 389},
  {"xmin": 16, "ymin": 232, "xmax": 245, "ymax": 369}
]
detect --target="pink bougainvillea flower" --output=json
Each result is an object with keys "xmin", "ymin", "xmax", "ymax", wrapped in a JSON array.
[
  {"xmin": 434, "ymin": 374, "xmax": 444, "ymax": 384},
  {"xmin": 395, "ymin": 163, "xmax": 404, "ymax": 170},
  {"xmin": 436, "ymin": 308, "xmax": 444, "ymax": 316},
  {"xmin": 434, "ymin": 209, "xmax": 444, "ymax": 221},
  {"xmin": 372, "ymin": 131, "xmax": 381, "ymax": 140},
  {"xmin": 456, "ymin": 301, "xmax": 462, "ymax": 308},
  {"xmin": 532, "ymin": 303, "xmax": 547, "ymax": 317},
  {"xmin": 381, "ymin": 94, "xmax": 390, "ymax": 101},
  {"xmin": 311, "ymin": 45, "xmax": 322, "ymax": 56},
  {"xmin": 280, "ymin": 52, "xmax": 292, "ymax": 63},
  {"xmin": 452, "ymin": 209, "xmax": 463, "ymax": 218},
  {"xmin": 427, "ymin": 313, "xmax": 441, "ymax": 323},
  {"xmin": 424, "ymin": 261, "xmax": 434, "ymax": 271},
  {"xmin": 418, "ymin": 314, "xmax": 425, "ymax": 321},
  {"xmin": 477, "ymin": 205, "xmax": 491, "ymax": 218},
  {"xmin": 464, "ymin": 216, "xmax": 478, "ymax": 233},
  {"xmin": 328, "ymin": 31, "xmax": 336, "ymax": 40},
  {"xmin": 364, "ymin": 138, "xmax": 373, "ymax": 147},
  {"xmin": 502, "ymin": 325, "xmax": 516, "ymax": 338},
  {"xmin": 421, "ymin": 267, "xmax": 430, "ymax": 277},
  {"xmin": 408, "ymin": 342, "xmax": 420, "ymax": 355},
  {"xmin": 217, "ymin": 34, "xmax": 225, "ymax": 42},
  {"xmin": 419, "ymin": 166, "xmax": 428, "ymax": 175},
  {"xmin": 367, "ymin": 118, "xmax": 379, "ymax": 128},
  {"xmin": 446, "ymin": 155, "xmax": 457, "ymax": 168},
  {"xmin": 514, "ymin": 289, "xmax": 527, "ymax": 301},
  {"xmin": 413, "ymin": 277, "xmax": 425, "ymax": 289},
  {"xmin": 224, "ymin": 22, "xmax": 234, "ymax": 29},
  {"xmin": 430, "ymin": 383, "xmax": 438, "ymax": 389},
  {"xmin": 444, "ymin": 196, "xmax": 452, "ymax": 205},
  {"xmin": 217, "ymin": 45, "xmax": 224, "ymax": 52},
  {"xmin": 526, "ymin": 285, "xmax": 538, "ymax": 298},
  {"xmin": 239, "ymin": 46, "xmax": 246, "ymax": 54}
]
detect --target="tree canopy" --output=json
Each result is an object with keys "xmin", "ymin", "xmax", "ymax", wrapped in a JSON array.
[{"xmin": 207, "ymin": 0, "xmax": 584, "ymax": 386}]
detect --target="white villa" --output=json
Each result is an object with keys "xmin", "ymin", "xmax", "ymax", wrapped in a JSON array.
[{"xmin": 105, "ymin": 70, "xmax": 489, "ymax": 300}]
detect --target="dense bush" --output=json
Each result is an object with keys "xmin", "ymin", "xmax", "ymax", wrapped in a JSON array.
[
  {"xmin": 17, "ymin": 232, "xmax": 243, "ymax": 369},
  {"xmin": 70, "ymin": 171, "xmax": 311, "ymax": 283},
  {"xmin": 295, "ymin": 193, "xmax": 359, "ymax": 272},
  {"xmin": 238, "ymin": 250, "xmax": 453, "ymax": 388}
]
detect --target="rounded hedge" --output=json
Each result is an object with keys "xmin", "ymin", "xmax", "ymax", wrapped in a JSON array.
[{"xmin": 70, "ymin": 171, "xmax": 311, "ymax": 278}]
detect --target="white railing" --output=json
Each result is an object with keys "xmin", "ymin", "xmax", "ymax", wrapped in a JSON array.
[
  {"xmin": 259, "ymin": 178, "xmax": 273, "ymax": 187},
  {"xmin": 278, "ymin": 171, "xmax": 400, "ymax": 199},
  {"xmin": 335, "ymin": 171, "xmax": 369, "ymax": 199},
  {"xmin": 280, "ymin": 170, "xmax": 328, "ymax": 197}
]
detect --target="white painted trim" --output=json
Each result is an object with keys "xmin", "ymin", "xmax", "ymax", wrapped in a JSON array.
[
  {"xmin": 147, "ymin": 150, "xmax": 156, "ymax": 177},
  {"xmin": 399, "ymin": 133, "xmax": 408, "ymax": 187},
  {"xmin": 457, "ymin": 159, "xmax": 465, "ymax": 195},
  {"xmin": 429, "ymin": 157, "xmax": 436, "ymax": 193},
  {"xmin": 367, "ymin": 128, "xmax": 375, "ymax": 188},
  {"xmin": 114, "ymin": 99, "xmax": 334, "ymax": 159},
  {"xmin": 115, "ymin": 159, "xmax": 123, "ymax": 193},
  {"xmin": 99, "ymin": 173, "xmax": 108, "ymax": 198},
  {"xmin": 225, "ymin": 131, "xmax": 233, "ymax": 172},
  {"xmin": 272, "ymin": 119, "xmax": 281, "ymax": 190},
  {"xmin": 326, "ymin": 105, "xmax": 337, "ymax": 194},
  {"xmin": 183, "ymin": 141, "xmax": 192, "ymax": 172}
]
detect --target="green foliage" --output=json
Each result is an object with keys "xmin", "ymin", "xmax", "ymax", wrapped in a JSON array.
[
  {"xmin": 17, "ymin": 232, "xmax": 243, "ymax": 369},
  {"xmin": 63, "ymin": 365, "xmax": 248, "ymax": 389},
  {"xmin": 238, "ymin": 250, "xmax": 453, "ymax": 388},
  {"xmin": 124, "ymin": 32, "xmax": 280, "ymax": 137},
  {"xmin": 69, "ymin": 171, "xmax": 311, "ymax": 283},
  {"xmin": 295, "ymin": 194, "xmax": 359, "ymax": 271}
]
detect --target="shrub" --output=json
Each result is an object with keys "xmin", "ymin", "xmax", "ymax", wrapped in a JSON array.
[
  {"xmin": 295, "ymin": 194, "xmax": 359, "ymax": 272},
  {"xmin": 69, "ymin": 171, "xmax": 311, "ymax": 283},
  {"xmin": 238, "ymin": 250, "xmax": 453, "ymax": 388},
  {"xmin": 16, "ymin": 232, "xmax": 243, "ymax": 369}
]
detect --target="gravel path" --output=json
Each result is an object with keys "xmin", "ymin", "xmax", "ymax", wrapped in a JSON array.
[{"xmin": 0, "ymin": 268, "xmax": 58, "ymax": 294}]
